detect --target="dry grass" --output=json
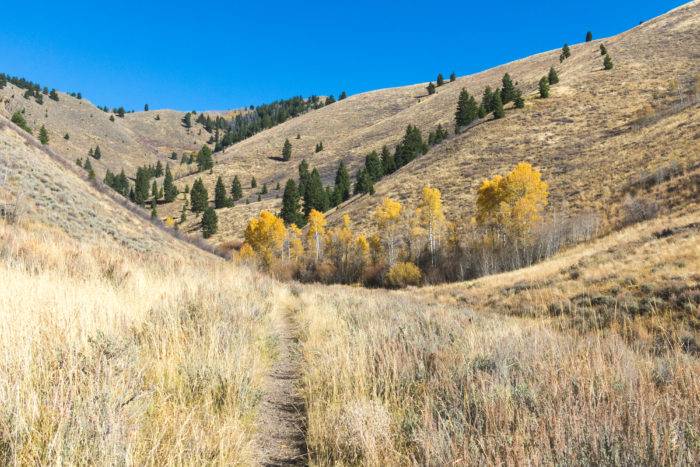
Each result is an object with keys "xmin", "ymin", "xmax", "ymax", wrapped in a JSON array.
[
  {"xmin": 0, "ymin": 219, "xmax": 287, "ymax": 464},
  {"xmin": 294, "ymin": 212, "xmax": 700, "ymax": 464}
]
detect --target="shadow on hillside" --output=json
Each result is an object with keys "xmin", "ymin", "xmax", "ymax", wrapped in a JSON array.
[{"xmin": 267, "ymin": 156, "xmax": 288, "ymax": 162}]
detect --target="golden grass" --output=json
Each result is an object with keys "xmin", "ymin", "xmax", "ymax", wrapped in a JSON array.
[{"xmin": 0, "ymin": 220, "xmax": 285, "ymax": 464}]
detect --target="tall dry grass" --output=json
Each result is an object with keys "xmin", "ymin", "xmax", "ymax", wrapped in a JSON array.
[
  {"xmin": 0, "ymin": 220, "xmax": 282, "ymax": 465},
  {"xmin": 295, "ymin": 285, "xmax": 700, "ymax": 465}
]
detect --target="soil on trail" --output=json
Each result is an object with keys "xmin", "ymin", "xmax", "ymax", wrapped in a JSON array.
[{"xmin": 257, "ymin": 308, "xmax": 308, "ymax": 466}]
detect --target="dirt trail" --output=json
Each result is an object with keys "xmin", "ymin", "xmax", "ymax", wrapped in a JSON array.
[{"xmin": 257, "ymin": 306, "xmax": 308, "ymax": 466}]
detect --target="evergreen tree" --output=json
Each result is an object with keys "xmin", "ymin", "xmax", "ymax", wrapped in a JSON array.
[
  {"xmin": 116, "ymin": 107, "xmax": 125, "ymax": 118},
  {"xmin": 38, "ymin": 126, "xmax": 49, "ymax": 145},
  {"xmin": 10, "ymin": 111, "xmax": 31, "ymax": 134},
  {"xmin": 251, "ymin": 176, "xmax": 257, "ymax": 188},
  {"xmin": 325, "ymin": 95, "xmax": 336, "ymax": 105},
  {"xmin": 426, "ymin": 82, "xmax": 436, "ymax": 95},
  {"xmin": 83, "ymin": 158, "xmax": 93, "ymax": 174},
  {"xmin": 231, "ymin": 175, "xmax": 243, "ymax": 201},
  {"xmin": 93, "ymin": 146, "xmax": 102, "ymax": 160},
  {"xmin": 197, "ymin": 145, "xmax": 214, "ymax": 171},
  {"xmin": 182, "ymin": 112, "xmax": 192, "ymax": 129},
  {"xmin": 455, "ymin": 88, "xmax": 479, "ymax": 130},
  {"xmin": 364, "ymin": 150, "xmax": 384, "ymax": 182},
  {"xmin": 201, "ymin": 207, "xmax": 218, "ymax": 238},
  {"xmin": 261, "ymin": 183, "xmax": 268, "ymax": 195},
  {"xmin": 437, "ymin": 73, "xmax": 444, "ymax": 86},
  {"xmin": 481, "ymin": 86, "xmax": 494, "ymax": 112},
  {"xmin": 76, "ymin": 158, "xmax": 82, "ymax": 167},
  {"xmin": 548, "ymin": 66, "xmax": 559, "ymax": 85},
  {"xmin": 275, "ymin": 182, "xmax": 280, "ymax": 190},
  {"xmin": 585, "ymin": 31, "xmax": 593, "ymax": 42},
  {"xmin": 450, "ymin": 72, "xmax": 457, "ymax": 82},
  {"xmin": 478, "ymin": 102, "xmax": 487, "ymax": 118},
  {"xmin": 116, "ymin": 169, "xmax": 129, "ymax": 197},
  {"xmin": 110, "ymin": 115, "xmax": 115, "ymax": 122},
  {"xmin": 151, "ymin": 180, "xmax": 159, "ymax": 200},
  {"xmin": 603, "ymin": 54, "xmax": 613, "ymax": 70},
  {"xmin": 155, "ymin": 160, "xmax": 163, "ymax": 177},
  {"xmin": 190, "ymin": 178, "xmax": 209, "ymax": 213},
  {"xmin": 298, "ymin": 160, "xmax": 310, "ymax": 198},
  {"xmin": 144, "ymin": 103, "xmax": 149, "ymax": 111},
  {"xmin": 339, "ymin": 91, "xmax": 347, "ymax": 100},
  {"xmin": 151, "ymin": 200, "xmax": 158, "ymax": 219},
  {"xmin": 492, "ymin": 92, "xmax": 504, "ymax": 119},
  {"xmin": 514, "ymin": 89, "xmax": 525, "ymax": 109},
  {"xmin": 354, "ymin": 168, "xmax": 374, "ymax": 195},
  {"xmin": 282, "ymin": 138, "xmax": 292, "ymax": 161},
  {"xmin": 280, "ymin": 179, "xmax": 304, "ymax": 227},
  {"xmin": 560, "ymin": 43, "xmax": 571, "ymax": 61},
  {"xmin": 600, "ymin": 43, "xmax": 607, "ymax": 56},
  {"xmin": 380, "ymin": 145, "xmax": 396, "ymax": 174},
  {"xmin": 64, "ymin": 133, "xmax": 70, "ymax": 140},
  {"xmin": 394, "ymin": 125, "xmax": 427, "ymax": 167},
  {"xmin": 500, "ymin": 73, "xmax": 516, "ymax": 103},
  {"xmin": 539, "ymin": 76, "xmax": 550, "ymax": 98},
  {"xmin": 49, "ymin": 89, "xmax": 59, "ymax": 101},
  {"xmin": 315, "ymin": 141, "xmax": 324, "ymax": 152},
  {"xmin": 303, "ymin": 168, "xmax": 328, "ymax": 215},
  {"xmin": 333, "ymin": 161, "xmax": 351, "ymax": 204},
  {"xmin": 134, "ymin": 167, "xmax": 150, "ymax": 206},
  {"xmin": 215, "ymin": 176, "xmax": 230, "ymax": 208}
]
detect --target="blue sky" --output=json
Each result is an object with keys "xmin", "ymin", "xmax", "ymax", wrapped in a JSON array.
[{"xmin": 0, "ymin": 0, "xmax": 686, "ymax": 111}]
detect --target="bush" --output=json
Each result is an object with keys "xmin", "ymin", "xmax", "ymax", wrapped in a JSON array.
[
  {"xmin": 386, "ymin": 262, "xmax": 422, "ymax": 288},
  {"xmin": 621, "ymin": 196, "xmax": 658, "ymax": 226},
  {"xmin": 10, "ymin": 112, "xmax": 31, "ymax": 134}
]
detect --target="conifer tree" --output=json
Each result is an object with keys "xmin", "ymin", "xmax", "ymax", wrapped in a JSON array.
[
  {"xmin": 303, "ymin": 168, "xmax": 329, "ymax": 215},
  {"xmin": 49, "ymin": 89, "xmax": 59, "ymax": 101},
  {"xmin": 163, "ymin": 165, "xmax": 178, "ymax": 202},
  {"xmin": 10, "ymin": 111, "xmax": 31, "ymax": 134},
  {"xmin": 197, "ymin": 145, "xmax": 213, "ymax": 171},
  {"xmin": 116, "ymin": 169, "xmax": 129, "ymax": 197},
  {"xmin": 325, "ymin": 95, "xmax": 336, "ymax": 105},
  {"xmin": 394, "ymin": 125, "xmax": 427, "ymax": 167},
  {"xmin": 76, "ymin": 158, "xmax": 82, "ymax": 167},
  {"xmin": 478, "ymin": 102, "xmax": 487, "ymax": 118},
  {"xmin": 190, "ymin": 178, "xmax": 209, "ymax": 213},
  {"xmin": 182, "ymin": 112, "xmax": 192, "ymax": 129},
  {"xmin": 450, "ymin": 72, "xmax": 457, "ymax": 82},
  {"xmin": 500, "ymin": 73, "xmax": 516, "ymax": 103},
  {"xmin": 231, "ymin": 175, "xmax": 243, "ymax": 201},
  {"xmin": 548, "ymin": 66, "xmax": 559, "ymax": 85},
  {"xmin": 251, "ymin": 176, "xmax": 257, "ymax": 188},
  {"xmin": 603, "ymin": 54, "xmax": 613, "ymax": 70},
  {"xmin": 134, "ymin": 167, "xmax": 150, "ymax": 206},
  {"xmin": 215, "ymin": 176, "xmax": 229, "ymax": 208},
  {"xmin": 144, "ymin": 103, "xmax": 149, "ymax": 111},
  {"xmin": 151, "ymin": 200, "xmax": 158, "ymax": 219},
  {"xmin": 365, "ymin": 151, "xmax": 384, "ymax": 182},
  {"xmin": 151, "ymin": 180, "xmax": 159, "ymax": 200},
  {"xmin": 315, "ymin": 141, "xmax": 323, "ymax": 152},
  {"xmin": 155, "ymin": 160, "xmax": 163, "ymax": 177},
  {"xmin": 282, "ymin": 138, "xmax": 292, "ymax": 161},
  {"xmin": 455, "ymin": 88, "xmax": 479, "ymax": 130},
  {"xmin": 201, "ymin": 207, "xmax": 218, "ymax": 238},
  {"xmin": 261, "ymin": 184, "xmax": 268, "ymax": 195},
  {"xmin": 354, "ymin": 168, "xmax": 374, "ymax": 195},
  {"xmin": 586, "ymin": 31, "xmax": 593, "ymax": 42},
  {"xmin": 39, "ymin": 126, "xmax": 49, "ymax": 145},
  {"xmin": 426, "ymin": 82, "xmax": 436, "ymax": 95},
  {"xmin": 298, "ymin": 160, "xmax": 310, "ymax": 198},
  {"xmin": 482, "ymin": 86, "xmax": 494, "ymax": 112},
  {"xmin": 280, "ymin": 179, "xmax": 304, "ymax": 227},
  {"xmin": 64, "ymin": 133, "xmax": 70, "ymax": 140},
  {"xmin": 333, "ymin": 161, "xmax": 351, "ymax": 204},
  {"xmin": 339, "ymin": 91, "xmax": 347, "ymax": 100},
  {"xmin": 492, "ymin": 91, "xmax": 505, "ymax": 119},
  {"xmin": 275, "ymin": 181, "xmax": 280, "ymax": 190},
  {"xmin": 437, "ymin": 73, "xmax": 444, "ymax": 86},
  {"xmin": 600, "ymin": 43, "xmax": 607, "ymax": 56},
  {"xmin": 83, "ymin": 158, "xmax": 93, "ymax": 177},
  {"xmin": 514, "ymin": 89, "xmax": 525, "ymax": 109},
  {"xmin": 539, "ymin": 76, "xmax": 550, "ymax": 98},
  {"xmin": 93, "ymin": 146, "xmax": 102, "ymax": 160},
  {"xmin": 560, "ymin": 43, "xmax": 571, "ymax": 61},
  {"xmin": 380, "ymin": 145, "xmax": 396, "ymax": 174}
]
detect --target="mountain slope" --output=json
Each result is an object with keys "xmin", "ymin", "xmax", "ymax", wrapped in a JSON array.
[{"xmin": 163, "ymin": 0, "xmax": 699, "ymax": 243}]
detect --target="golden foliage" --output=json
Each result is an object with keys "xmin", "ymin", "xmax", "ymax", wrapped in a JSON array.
[
  {"xmin": 476, "ymin": 162, "xmax": 548, "ymax": 236},
  {"xmin": 243, "ymin": 210, "xmax": 286, "ymax": 265},
  {"xmin": 307, "ymin": 209, "xmax": 327, "ymax": 260},
  {"xmin": 386, "ymin": 261, "xmax": 422, "ymax": 288}
]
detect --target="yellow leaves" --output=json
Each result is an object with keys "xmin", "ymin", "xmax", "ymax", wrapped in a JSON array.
[
  {"xmin": 374, "ymin": 198, "xmax": 402, "ymax": 228},
  {"xmin": 418, "ymin": 186, "xmax": 445, "ymax": 226},
  {"xmin": 164, "ymin": 216, "xmax": 175, "ymax": 228},
  {"xmin": 307, "ymin": 209, "xmax": 327, "ymax": 240},
  {"xmin": 386, "ymin": 261, "xmax": 422, "ymax": 288},
  {"xmin": 243, "ymin": 210, "xmax": 286, "ymax": 265},
  {"xmin": 476, "ymin": 162, "xmax": 548, "ymax": 237},
  {"xmin": 356, "ymin": 234, "xmax": 370, "ymax": 257}
]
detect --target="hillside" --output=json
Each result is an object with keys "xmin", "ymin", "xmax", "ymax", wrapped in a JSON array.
[
  {"xmin": 162, "ymin": 0, "xmax": 699, "ymax": 243},
  {"xmin": 0, "ymin": 82, "xmax": 215, "ymax": 178}
]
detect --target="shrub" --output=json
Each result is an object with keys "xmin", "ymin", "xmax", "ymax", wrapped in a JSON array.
[
  {"xmin": 10, "ymin": 111, "xmax": 31, "ymax": 134},
  {"xmin": 621, "ymin": 196, "xmax": 658, "ymax": 226},
  {"xmin": 387, "ymin": 262, "xmax": 422, "ymax": 288}
]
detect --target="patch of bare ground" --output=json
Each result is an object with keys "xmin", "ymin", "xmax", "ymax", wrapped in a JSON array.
[{"xmin": 257, "ymin": 299, "xmax": 308, "ymax": 466}]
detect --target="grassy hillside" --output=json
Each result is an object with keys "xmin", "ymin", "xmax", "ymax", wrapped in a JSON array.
[
  {"xmin": 162, "ymin": 0, "xmax": 699, "ymax": 243},
  {"xmin": 0, "ymin": 83, "xmax": 214, "ymax": 178}
]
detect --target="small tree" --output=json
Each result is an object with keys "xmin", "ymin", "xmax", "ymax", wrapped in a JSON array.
[
  {"xmin": 600, "ymin": 44, "xmax": 607, "ymax": 56},
  {"xmin": 93, "ymin": 146, "xmax": 102, "ymax": 160},
  {"xmin": 539, "ymin": 77, "xmax": 550, "ymax": 98},
  {"xmin": 339, "ymin": 91, "xmax": 347, "ymax": 100},
  {"xmin": 251, "ymin": 176, "xmax": 257, "ymax": 188},
  {"xmin": 426, "ymin": 82, "xmax": 436, "ymax": 95},
  {"xmin": 603, "ymin": 54, "xmax": 614, "ymax": 70},
  {"xmin": 492, "ymin": 92, "xmax": 505, "ymax": 119},
  {"xmin": 11, "ymin": 112, "xmax": 31, "ymax": 134},
  {"xmin": 190, "ymin": 178, "xmax": 209, "ymax": 213},
  {"xmin": 585, "ymin": 31, "xmax": 593, "ymax": 42},
  {"xmin": 231, "ymin": 175, "xmax": 243, "ymax": 201},
  {"xmin": 38, "ymin": 126, "xmax": 49, "ymax": 145},
  {"xmin": 500, "ymin": 73, "xmax": 516, "ymax": 103},
  {"xmin": 201, "ymin": 207, "xmax": 218, "ymax": 238},
  {"xmin": 261, "ymin": 183, "xmax": 268, "ymax": 195},
  {"xmin": 144, "ymin": 103, "xmax": 149, "ymax": 111},
  {"xmin": 455, "ymin": 88, "xmax": 479, "ymax": 130},
  {"xmin": 548, "ymin": 66, "xmax": 559, "ymax": 85},
  {"xmin": 64, "ymin": 133, "xmax": 70, "ymax": 140},
  {"xmin": 437, "ymin": 73, "xmax": 444, "ymax": 86},
  {"xmin": 197, "ymin": 145, "xmax": 213, "ymax": 171},
  {"xmin": 315, "ymin": 141, "xmax": 323, "ymax": 152},
  {"xmin": 49, "ymin": 89, "xmax": 59, "ymax": 101},
  {"xmin": 214, "ymin": 176, "xmax": 230, "ymax": 208},
  {"xmin": 514, "ymin": 90, "xmax": 525, "ymax": 109},
  {"xmin": 333, "ymin": 161, "xmax": 351, "ymax": 204},
  {"xmin": 282, "ymin": 138, "xmax": 292, "ymax": 161},
  {"xmin": 450, "ymin": 72, "xmax": 457, "ymax": 82},
  {"xmin": 182, "ymin": 112, "xmax": 192, "ymax": 129},
  {"xmin": 560, "ymin": 43, "xmax": 571, "ymax": 61},
  {"xmin": 280, "ymin": 179, "xmax": 304, "ymax": 227}
]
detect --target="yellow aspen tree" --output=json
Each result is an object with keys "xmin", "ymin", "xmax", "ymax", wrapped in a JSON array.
[
  {"xmin": 307, "ymin": 209, "xmax": 327, "ymax": 262},
  {"xmin": 417, "ymin": 186, "xmax": 446, "ymax": 266},
  {"xmin": 284, "ymin": 224, "xmax": 304, "ymax": 261},
  {"xmin": 374, "ymin": 197, "xmax": 403, "ymax": 266},
  {"xmin": 243, "ymin": 210, "xmax": 287, "ymax": 265}
]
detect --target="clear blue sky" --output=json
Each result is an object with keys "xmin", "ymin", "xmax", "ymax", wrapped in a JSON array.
[{"xmin": 0, "ymin": 0, "xmax": 686, "ymax": 111}]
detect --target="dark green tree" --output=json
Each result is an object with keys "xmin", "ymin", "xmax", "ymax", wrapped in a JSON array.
[
  {"xmin": 64, "ymin": 133, "xmax": 70, "ymax": 140},
  {"xmin": 231, "ymin": 175, "xmax": 243, "ymax": 201},
  {"xmin": 500, "ymin": 73, "xmax": 516, "ymax": 103},
  {"xmin": 155, "ymin": 161, "xmax": 163, "ymax": 177},
  {"xmin": 182, "ymin": 112, "xmax": 192, "ymax": 129},
  {"xmin": 539, "ymin": 76, "xmax": 550, "ymax": 98},
  {"xmin": 354, "ymin": 168, "xmax": 374, "ymax": 195},
  {"xmin": 481, "ymin": 86, "xmax": 494, "ymax": 112},
  {"xmin": 339, "ymin": 91, "xmax": 347, "ymax": 100},
  {"xmin": 450, "ymin": 72, "xmax": 457, "ymax": 82},
  {"xmin": 548, "ymin": 66, "xmax": 559, "ymax": 85},
  {"xmin": 603, "ymin": 54, "xmax": 613, "ymax": 70},
  {"xmin": 380, "ymin": 145, "xmax": 396, "ymax": 174},
  {"xmin": 492, "ymin": 92, "xmax": 505, "ymax": 119},
  {"xmin": 514, "ymin": 89, "xmax": 525, "ymax": 109},
  {"xmin": 201, "ymin": 207, "xmax": 218, "ymax": 238},
  {"xmin": 437, "ymin": 73, "xmax": 444, "ymax": 86},
  {"xmin": 282, "ymin": 138, "xmax": 292, "ymax": 161},
  {"xmin": 280, "ymin": 179, "xmax": 304, "ymax": 227},
  {"xmin": 150, "ymin": 200, "xmax": 158, "ymax": 219},
  {"xmin": 39, "ymin": 126, "xmax": 49, "ymax": 145},
  {"xmin": 83, "ymin": 158, "xmax": 94, "ymax": 179},
  {"xmin": 600, "ymin": 44, "xmax": 607, "ymax": 56},
  {"xmin": 333, "ymin": 161, "xmax": 351, "ymax": 204},
  {"xmin": 49, "ymin": 89, "xmax": 59, "ymax": 101},
  {"xmin": 261, "ymin": 183, "xmax": 268, "ymax": 195},
  {"xmin": 585, "ymin": 31, "xmax": 593, "ymax": 42},
  {"xmin": 455, "ymin": 88, "xmax": 479, "ymax": 130},
  {"xmin": 426, "ymin": 82, "xmax": 436, "ymax": 95},
  {"xmin": 10, "ymin": 111, "xmax": 31, "ymax": 134},
  {"xmin": 251, "ymin": 176, "xmax": 257, "ymax": 188},
  {"xmin": 215, "ymin": 176, "xmax": 230, "ymax": 208},
  {"xmin": 144, "ymin": 103, "xmax": 149, "ymax": 111},
  {"xmin": 298, "ymin": 160, "xmax": 310, "ymax": 198},
  {"xmin": 197, "ymin": 145, "xmax": 213, "ymax": 172},
  {"xmin": 303, "ymin": 168, "xmax": 329, "ymax": 215},
  {"xmin": 151, "ymin": 180, "xmax": 159, "ymax": 200},
  {"xmin": 364, "ymin": 150, "xmax": 384, "ymax": 182},
  {"xmin": 394, "ymin": 125, "xmax": 427, "ymax": 167},
  {"xmin": 315, "ymin": 141, "xmax": 324, "ymax": 152},
  {"xmin": 190, "ymin": 178, "xmax": 209, "ymax": 213},
  {"xmin": 560, "ymin": 43, "xmax": 571, "ymax": 61},
  {"xmin": 134, "ymin": 167, "xmax": 150, "ymax": 206}
]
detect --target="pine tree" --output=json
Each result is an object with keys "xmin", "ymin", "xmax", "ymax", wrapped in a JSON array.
[
  {"xmin": 134, "ymin": 168, "xmax": 150, "ymax": 206},
  {"xmin": 76, "ymin": 158, "xmax": 82, "ymax": 167},
  {"xmin": 333, "ymin": 161, "xmax": 351, "ymax": 204},
  {"xmin": 548, "ymin": 66, "xmax": 559, "ymax": 85},
  {"xmin": 514, "ymin": 89, "xmax": 525, "ymax": 109},
  {"xmin": 150, "ymin": 200, "xmax": 158, "ymax": 219},
  {"xmin": 110, "ymin": 115, "xmax": 115, "ymax": 122},
  {"xmin": 303, "ymin": 168, "xmax": 329, "ymax": 215},
  {"xmin": 437, "ymin": 73, "xmax": 444, "ymax": 86},
  {"xmin": 261, "ymin": 184, "xmax": 268, "ymax": 195},
  {"xmin": 450, "ymin": 72, "xmax": 457, "ymax": 82},
  {"xmin": 116, "ymin": 169, "xmax": 129, "ymax": 197},
  {"xmin": 215, "ymin": 176, "xmax": 229, "ymax": 208},
  {"xmin": 539, "ymin": 76, "xmax": 550, "ymax": 98},
  {"xmin": 83, "ymin": 158, "xmax": 93, "ymax": 177},
  {"xmin": 426, "ymin": 82, "xmax": 436, "ymax": 95},
  {"xmin": 201, "ymin": 207, "xmax": 218, "ymax": 238},
  {"xmin": 380, "ymin": 145, "xmax": 396, "ymax": 174},
  {"xmin": 492, "ymin": 92, "xmax": 505, "ymax": 119},
  {"xmin": 600, "ymin": 44, "xmax": 607, "ymax": 56},
  {"xmin": 163, "ymin": 165, "xmax": 178, "ymax": 202},
  {"xmin": 603, "ymin": 54, "xmax": 613, "ymax": 70},
  {"xmin": 585, "ymin": 31, "xmax": 593, "ymax": 42},
  {"xmin": 280, "ymin": 179, "xmax": 304, "ymax": 227},
  {"xmin": 155, "ymin": 160, "xmax": 163, "ymax": 177},
  {"xmin": 482, "ymin": 86, "xmax": 494, "ymax": 112},
  {"xmin": 64, "ymin": 133, "xmax": 70, "ymax": 140},
  {"xmin": 151, "ymin": 180, "xmax": 159, "ymax": 200},
  {"xmin": 197, "ymin": 145, "xmax": 213, "ymax": 171},
  {"xmin": 231, "ymin": 175, "xmax": 243, "ymax": 201},
  {"xmin": 354, "ymin": 168, "xmax": 374, "ymax": 195},
  {"xmin": 144, "ymin": 103, "xmax": 149, "ymax": 111},
  {"xmin": 500, "ymin": 73, "xmax": 516, "ymax": 103},
  {"xmin": 190, "ymin": 178, "xmax": 209, "ymax": 213},
  {"xmin": 455, "ymin": 88, "xmax": 479, "ymax": 130},
  {"xmin": 298, "ymin": 160, "xmax": 310, "ymax": 198},
  {"xmin": 394, "ymin": 125, "xmax": 427, "ymax": 167},
  {"xmin": 93, "ymin": 146, "xmax": 102, "ymax": 160},
  {"xmin": 364, "ymin": 151, "xmax": 384, "ymax": 182},
  {"xmin": 38, "ymin": 125, "xmax": 49, "ymax": 145},
  {"xmin": 182, "ymin": 112, "xmax": 192, "ymax": 129},
  {"xmin": 10, "ymin": 111, "xmax": 31, "ymax": 134},
  {"xmin": 478, "ymin": 102, "xmax": 487, "ymax": 118},
  {"xmin": 116, "ymin": 107, "xmax": 125, "ymax": 118},
  {"xmin": 315, "ymin": 141, "xmax": 324, "ymax": 152},
  {"xmin": 339, "ymin": 91, "xmax": 347, "ymax": 100},
  {"xmin": 275, "ymin": 182, "xmax": 280, "ymax": 190},
  {"xmin": 251, "ymin": 176, "xmax": 257, "ymax": 188},
  {"xmin": 282, "ymin": 138, "xmax": 292, "ymax": 161},
  {"xmin": 561, "ymin": 43, "xmax": 571, "ymax": 61},
  {"xmin": 49, "ymin": 89, "xmax": 59, "ymax": 101}
]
